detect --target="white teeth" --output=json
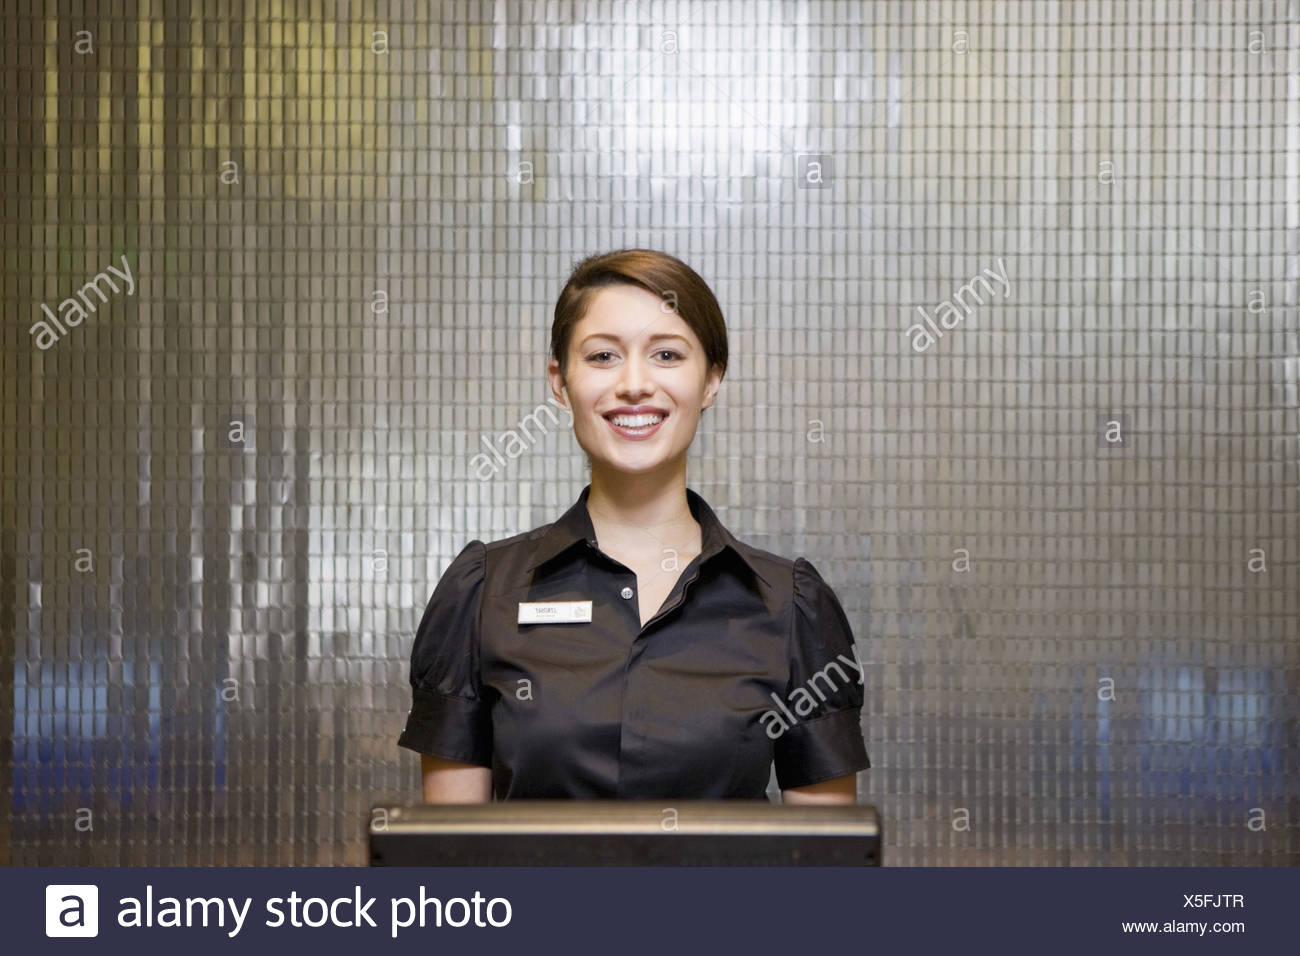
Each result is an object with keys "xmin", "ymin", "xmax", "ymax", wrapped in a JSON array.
[{"xmin": 610, "ymin": 413, "xmax": 663, "ymax": 428}]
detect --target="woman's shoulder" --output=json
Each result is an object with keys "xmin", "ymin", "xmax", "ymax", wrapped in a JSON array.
[
  {"xmin": 445, "ymin": 519, "xmax": 556, "ymax": 558},
  {"xmin": 725, "ymin": 533, "xmax": 848, "ymax": 604},
  {"xmin": 445, "ymin": 520, "xmax": 567, "ymax": 589},
  {"xmin": 717, "ymin": 532, "xmax": 825, "ymax": 605},
  {"xmin": 479, "ymin": 518, "xmax": 561, "ymax": 556},
  {"xmin": 728, "ymin": 534, "xmax": 796, "ymax": 576}
]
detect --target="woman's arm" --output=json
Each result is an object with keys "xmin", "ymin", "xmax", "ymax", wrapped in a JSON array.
[
  {"xmin": 781, "ymin": 772, "xmax": 858, "ymax": 805},
  {"xmin": 420, "ymin": 753, "xmax": 492, "ymax": 803}
]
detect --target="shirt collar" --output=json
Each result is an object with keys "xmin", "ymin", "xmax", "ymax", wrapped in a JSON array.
[{"xmin": 523, "ymin": 484, "xmax": 770, "ymax": 586}]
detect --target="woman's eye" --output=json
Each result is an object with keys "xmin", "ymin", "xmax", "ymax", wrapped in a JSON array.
[{"xmin": 586, "ymin": 349, "xmax": 682, "ymax": 363}]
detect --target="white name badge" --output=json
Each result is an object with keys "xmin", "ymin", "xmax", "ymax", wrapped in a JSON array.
[{"xmin": 518, "ymin": 600, "xmax": 593, "ymax": 624}]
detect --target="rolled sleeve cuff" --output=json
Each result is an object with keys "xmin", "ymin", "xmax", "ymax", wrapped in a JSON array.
[
  {"xmin": 397, "ymin": 685, "xmax": 493, "ymax": 767},
  {"xmin": 774, "ymin": 707, "xmax": 871, "ymax": 790}
]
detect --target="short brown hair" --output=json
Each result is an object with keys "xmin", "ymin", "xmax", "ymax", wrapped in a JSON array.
[{"xmin": 550, "ymin": 249, "xmax": 728, "ymax": 380}]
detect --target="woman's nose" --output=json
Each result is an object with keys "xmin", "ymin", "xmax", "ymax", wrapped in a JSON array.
[{"xmin": 617, "ymin": 357, "xmax": 652, "ymax": 395}]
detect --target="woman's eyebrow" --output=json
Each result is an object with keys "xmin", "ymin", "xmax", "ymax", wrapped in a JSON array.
[{"xmin": 578, "ymin": 332, "xmax": 690, "ymax": 348}]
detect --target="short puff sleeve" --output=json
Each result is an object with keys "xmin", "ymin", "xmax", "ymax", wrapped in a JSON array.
[
  {"xmin": 773, "ymin": 556, "xmax": 872, "ymax": 789},
  {"xmin": 397, "ymin": 539, "xmax": 493, "ymax": 766}
]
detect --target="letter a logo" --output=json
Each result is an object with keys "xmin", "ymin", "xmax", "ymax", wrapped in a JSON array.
[{"xmin": 45, "ymin": 885, "xmax": 99, "ymax": 937}]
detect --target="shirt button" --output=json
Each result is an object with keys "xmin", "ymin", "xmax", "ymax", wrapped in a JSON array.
[{"xmin": 620, "ymin": 586, "xmax": 634, "ymax": 599}]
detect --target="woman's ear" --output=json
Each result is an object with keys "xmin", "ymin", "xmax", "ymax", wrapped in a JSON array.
[
  {"xmin": 546, "ymin": 358, "xmax": 567, "ymax": 409},
  {"xmin": 700, "ymin": 364, "xmax": 723, "ymax": 411}
]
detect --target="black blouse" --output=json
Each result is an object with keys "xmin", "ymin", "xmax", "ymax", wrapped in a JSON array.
[{"xmin": 398, "ymin": 484, "xmax": 871, "ymax": 800}]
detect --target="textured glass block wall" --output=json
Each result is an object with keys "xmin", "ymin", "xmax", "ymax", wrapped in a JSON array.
[{"xmin": 2, "ymin": 0, "xmax": 1297, "ymax": 866}]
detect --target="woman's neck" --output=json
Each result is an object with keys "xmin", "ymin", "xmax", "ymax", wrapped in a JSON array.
[{"xmin": 586, "ymin": 465, "xmax": 699, "ymax": 560}]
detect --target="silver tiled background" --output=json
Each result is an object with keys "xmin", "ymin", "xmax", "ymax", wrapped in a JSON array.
[{"xmin": 3, "ymin": 0, "xmax": 1297, "ymax": 865}]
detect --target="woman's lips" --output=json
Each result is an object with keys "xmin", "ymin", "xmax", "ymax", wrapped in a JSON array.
[{"xmin": 604, "ymin": 414, "xmax": 666, "ymax": 440}]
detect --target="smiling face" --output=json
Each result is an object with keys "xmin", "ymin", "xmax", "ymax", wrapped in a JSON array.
[{"xmin": 548, "ymin": 283, "xmax": 723, "ymax": 478}]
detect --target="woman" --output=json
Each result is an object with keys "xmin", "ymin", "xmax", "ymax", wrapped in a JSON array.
[{"xmin": 398, "ymin": 249, "xmax": 870, "ymax": 804}]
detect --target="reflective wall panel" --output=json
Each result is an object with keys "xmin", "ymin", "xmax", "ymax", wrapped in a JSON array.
[{"xmin": 2, "ymin": 0, "xmax": 1297, "ymax": 865}]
